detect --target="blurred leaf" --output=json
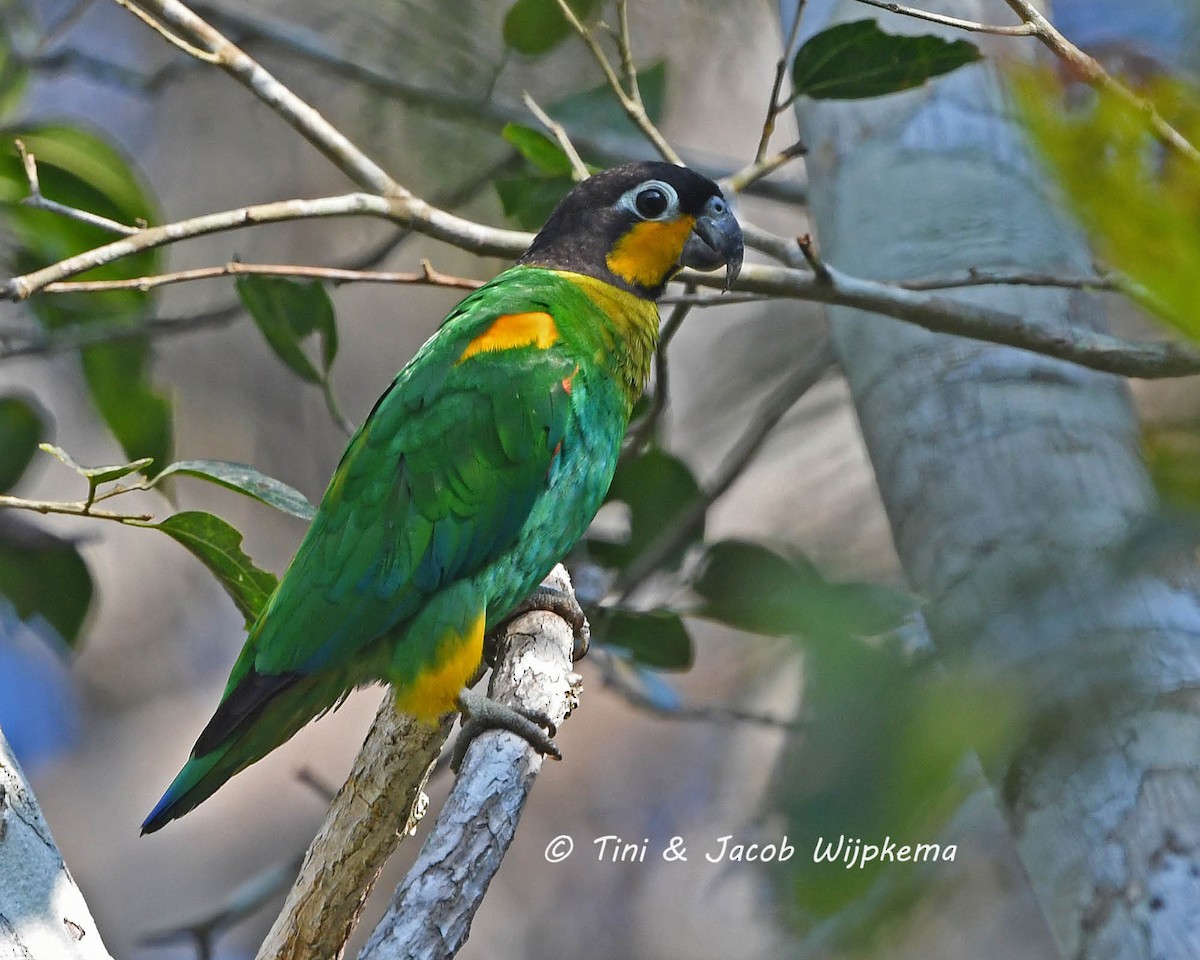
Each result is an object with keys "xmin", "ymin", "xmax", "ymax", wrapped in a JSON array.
[
  {"xmin": 0, "ymin": 125, "xmax": 167, "ymax": 468},
  {"xmin": 495, "ymin": 173, "xmax": 575, "ymax": 229},
  {"xmin": 1146, "ymin": 424, "xmax": 1200, "ymax": 507},
  {"xmin": 38, "ymin": 442, "xmax": 153, "ymax": 485},
  {"xmin": 0, "ymin": 395, "xmax": 46, "ymax": 492},
  {"xmin": 0, "ymin": 18, "xmax": 28, "ymax": 119},
  {"xmin": 591, "ymin": 607, "xmax": 694, "ymax": 670},
  {"xmin": 791, "ymin": 20, "xmax": 980, "ymax": 101},
  {"xmin": 588, "ymin": 447, "xmax": 702, "ymax": 573},
  {"xmin": 154, "ymin": 459, "xmax": 316, "ymax": 521},
  {"xmin": 503, "ymin": 0, "xmax": 599, "ymax": 56},
  {"xmin": 554, "ymin": 61, "xmax": 667, "ymax": 132},
  {"xmin": 81, "ymin": 340, "xmax": 172, "ymax": 473},
  {"xmin": 502, "ymin": 123, "xmax": 575, "ymax": 176},
  {"xmin": 0, "ymin": 515, "xmax": 92, "ymax": 647},
  {"xmin": 774, "ymin": 641, "xmax": 1026, "ymax": 917},
  {"xmin": 236, "ymin": 275, "xmax": 338, "ymax": 385},
  {"xmin": 694, "ymin": 539, "xmax": 919, "ymax": 641},
  {"xmin": 151, "ymin": 511, "xmax": 277, "ymax": 626},
  {"xmin": 1012, "ymin": 68, "xmax": 1200, "ymax": 338}
]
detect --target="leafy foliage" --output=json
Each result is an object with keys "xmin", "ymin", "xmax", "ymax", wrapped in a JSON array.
[
  {"xmin": 0, "ymin": 395, "xmax": 45, "ymax": 492},
  {"xmin": 590, "ymin": 608, "xmax": 693, "ymax": 670},
  {"xmin": 0, "ymin": 515, "xmax": 93, "ymax": 647},
  {"xmin": 236, "ymin": 275, "xmax": 339, "ymax": 386},
  {"xmin": 155, "ymin": 460, "xmax": 316, "ymax": 521},
  {"xmin": 694, "ymin": 539, "xmax": 918, "ymax": 642},
  {"xmin": 503, "ymin": 0, "xmax": 600, "ymax": 56},
  {"xmin": 0, "ymin": 124, "xmax": 170, "ymax": 469},
  {"xmin": 150, "ymin": 512, "xmax": 277, "ymax": 626},
  {"xmin": 1013, "ymin": 68, "xmax": 1200, "ymax": 339},
  {"xmin": 790, "ymin": 20, "xmax": 980, "ymax": 101},
  {"xmin": 588, "ymin": 447, "xmax": 703, "ymax": 573},
  {"xmin": 494, "ymin": 64, "xmax": 666, "ymax": 228}
]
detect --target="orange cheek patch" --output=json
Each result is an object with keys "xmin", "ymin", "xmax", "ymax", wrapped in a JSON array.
[
  {"xmin": 458, "ymin": 311, "xmax": 559, "ymax": 363},
  {"xmin": 606, "ymin": 216, "xmax": 695, "ymax": 288}
]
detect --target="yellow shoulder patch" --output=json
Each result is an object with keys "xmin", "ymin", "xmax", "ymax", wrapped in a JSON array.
[
  {"xmin": 458, "ymin": 311, "xmax": 559, "ymax": 363},
  {"xmin": 605, "ymin": 215, "xmax": 696, "ymax": 289}
]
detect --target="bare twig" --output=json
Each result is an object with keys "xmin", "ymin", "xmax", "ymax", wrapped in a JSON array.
[
  {"xmin": 0, "ymin": 492, "xmax": 153, "ymax": 522},
  {"xmin": 899, "ymin": 268, "xmax": 1116, "ymax": 292},
  {"xmin": 14, "ymin": 139, "xmax": 142, "ymax": 235},
  {"xmin": 617, "ymin": 338, "xmax": 838, "ymax": 599},
  {"xmin": 850, "ymin": 0, "xmax": 1035, "ymax": 36},
  {"xmin": 755, "ymin": 0, "xmax": 807, "ymax": 163},
  {"xmin": 594, "ymin": 649, "xmax": 802, "ymax": 731},
  {"xmin": 521, "ymin": 91, "xmax": 591, "ymax": 181},
  {"xmin": 255, "ymin": 700, "xmax": 453, "ymax": 960},
  {"xmin": 725, "ymin": 140, "xmax": 807, "ymax": 195},
  {"xmin": 112, "ymin": 0, "xmax": 221, "ymax": 62},
  {"xmin": 795, "ymin": 233, "xmax": 830, "ymax": 282},
  {"xmin": 41, "ymin": 261, "xmax": 485, "ymax": 295},
  {"xmin": 359, "ymin": 565, "xmax": 582, "ymax": 960},
  {"xmin": 551, "ymin": 0, "xmax": 682, "ymax": 164}
]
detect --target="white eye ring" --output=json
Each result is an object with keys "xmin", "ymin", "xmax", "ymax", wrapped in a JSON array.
[{"xmin": 618, "ymin": 180, "xmax": 679, "ymax": 221}]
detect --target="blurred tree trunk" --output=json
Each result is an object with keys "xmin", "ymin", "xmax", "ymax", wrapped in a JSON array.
[{"xmin": 787, "ymin": 1, "xmax": 1200, "ymax": 957}]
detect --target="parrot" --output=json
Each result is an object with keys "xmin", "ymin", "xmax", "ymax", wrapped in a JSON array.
[{"xmin": 141, "ymin": 161, "xmax": 743, "ymax": 834}]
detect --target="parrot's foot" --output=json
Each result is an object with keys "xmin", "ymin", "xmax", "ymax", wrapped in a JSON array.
[
  {"xmin": 495, "ymin": 584, "xmax": 591, "ymax": 662},
  {"xmin": 451, "ymin": 688, "xmax": 562, "ymax": 773}
]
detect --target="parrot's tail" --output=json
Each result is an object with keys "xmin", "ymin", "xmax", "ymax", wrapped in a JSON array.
[{"xmin": 141, "ymin": 671, "xmax": 351, "ymax": 834}]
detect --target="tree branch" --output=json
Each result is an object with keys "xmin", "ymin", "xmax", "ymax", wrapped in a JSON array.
[
  {"xmin": 0, "ymin": 725, "xmax": 114, "ymax": 960},
  {"xmin": 849, "ymin": 0, "xmax": 1036, "ymax": 36},
  {"xmin": 359, "ymin": 565, "xmax": 582, "ymax": 960},
  {"xmin": 255, "ymin": 704, "xmax": 453, "ymax": 960}
]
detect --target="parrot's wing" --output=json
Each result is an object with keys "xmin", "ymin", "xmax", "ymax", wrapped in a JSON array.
[{"xmin": 255, "ymin": 338, "xmax": 577, "ymax": 678}]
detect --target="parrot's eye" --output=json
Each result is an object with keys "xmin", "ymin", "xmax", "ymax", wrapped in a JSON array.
[
  {"xmin": 635, "ymin": 186, "xmax": 670, "ymax": 219},
  {"xmin": 619, "ymin": 179, "xmax": 678, "ymax": 221}
]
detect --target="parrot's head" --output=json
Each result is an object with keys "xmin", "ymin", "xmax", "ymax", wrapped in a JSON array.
[{"xmin": 519, "ymin": 161, "xmax": 744, "ymax": 300}]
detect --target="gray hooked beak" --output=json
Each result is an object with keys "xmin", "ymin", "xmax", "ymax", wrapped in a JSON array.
[{"xmin": 679, "ymin": 195, "xmax": 744, "ymax": 292}]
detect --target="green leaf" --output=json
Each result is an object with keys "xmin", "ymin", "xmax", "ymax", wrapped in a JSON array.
[
  {"xmin": 80, "ymin": 340, "xmax": 173, "ymax": 473},
  {"xmin": 236, "ymin": 275, "xmax": 339, "ymax": 385},
  {"xmin": 0, "ymin": 395, "xmax": 46, "ymax": 492},
  {"xmin": 694, "ymin": 539, "xmax": 919, "ymax": 641},
  {"xmin": 494, "ymin": 173, "xmax": 575, "ymax": 229},
  {"xmin": 39, "ymin": 442, "xmax": 153, "ymax": 483},
  {"xmin": 0, "ymin": 515, "xmax": 93, "ymax": 647},
  {"xmin": 591, "ymin": 608, "xmax": 694, "ymax": 670},
  {"xmin": 503, "ymin": 0, "xmax": 599, "ymax": 56},
  {"xmin": 0, "ymin": 125, "xmax": 169, "ymax": 469},
  {"xmin": 1012, "ymin": 68, "xmax": 1200, "ymax": 339},
  {"xmin": 154, "ymin": 459, "xmax": 316, "ymax": 521},
  {"xmin": 791, "ymin": 20, "xmax": 981, "ymax": 101},
  {"xmin": 502, "ymin": 123, "xmax": 575, "ymax": 177},
  {"xmin": 151, "ymin": 511, "xmax": 277, "ymax": 626},
  {"xmin": 588, "ymin": 447, "xmax": 703, "ymax": 573}
]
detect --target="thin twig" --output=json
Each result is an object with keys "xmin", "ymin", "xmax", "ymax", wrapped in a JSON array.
[
  {"xmin": 899, "ymin": 268, "xmax": 1116, "ymax": 292},
  {"xmin": 617, "ymin": 338, "xmax": 838, "ymax": 600},
  {"xmin": 111, "ymin": 0, "xmax": 221, "ymax": 62},
  {"xmin": 14, "ymin": 139, "xmax": 142, "ymax": 236},
  {"xmin": 755, "ymin": 0, "xmax": 807, "ymax": 163},
  {"xmin": 850, "ymin": 0, "xmax": 1035, "ymax": 36},
  {"xmin": 725, "ymin": 140, "xmax": 807, "ymax": 194},
  {"xmin": 551, "ymin": 0, "xmax": 682, "ymax": 164},
  {"xmin": 521, "ymin": 91, "xmax": 591, "ymax": 181},
  {"xmin": 0, "ymin": 492, "xmax": 153, "ymax": 522},
  {"xmin": 796, "ymin": 233, "xmax": 830, "ymax": 282},
  {"xmin": 41, "ymin": 261, "xmax": 486, "ymax": 295},
  {"xmin": 128, "ymin": 0, "xmax": 406, "ymax": 194},
  {"xmin": 594, "ymin": 649, "xmax": 802, "ymax": 731}
]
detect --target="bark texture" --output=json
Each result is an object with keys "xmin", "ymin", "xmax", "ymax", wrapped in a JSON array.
[
  {"xmin": 0, "ymin": 730, "xmax": 112, "ymax": 960},
  {"xmin": 789, "ymin": 1, "xmax": 1200, "ymax": 957},
  {"xmin": 359, "ymin": 564, "xmax": 582, "ymax": 960}
]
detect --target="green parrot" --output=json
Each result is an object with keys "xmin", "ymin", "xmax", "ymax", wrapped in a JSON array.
[{"xmin": 142, "ymin": 161, "xmax": 743, "ymax": 834}]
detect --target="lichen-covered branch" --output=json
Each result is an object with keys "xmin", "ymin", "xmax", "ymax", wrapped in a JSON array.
[
  {"xmin": 255, "ymin": 705, "xmax": 453, "ymax": 960},
  {"xmin": 0, "ymin": 727, "xmax": 114, "ymax": 960},
  {"xmin": 359, "ymin": 565, "xmax": 582, "ymax": 960}
]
